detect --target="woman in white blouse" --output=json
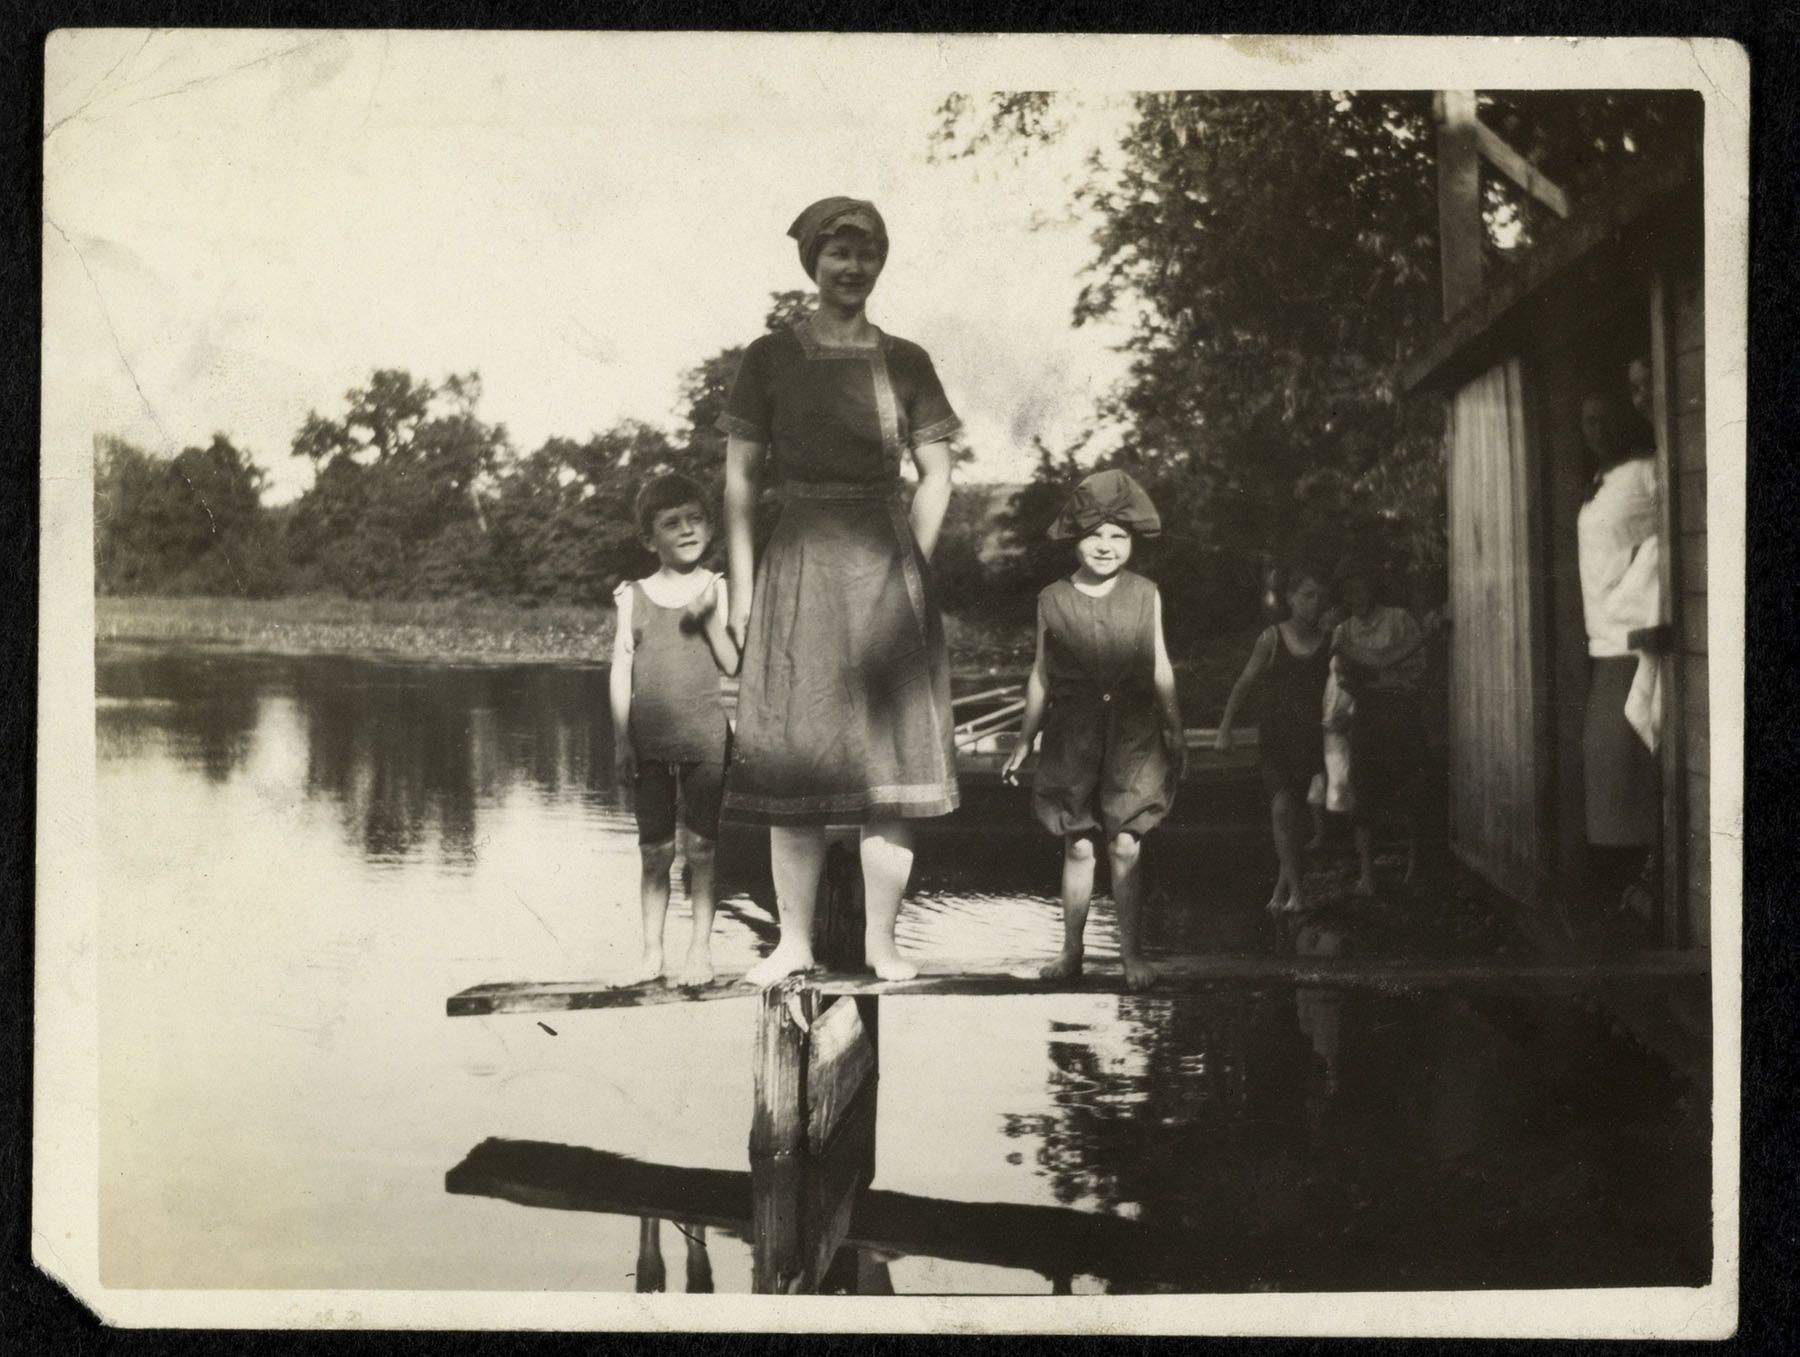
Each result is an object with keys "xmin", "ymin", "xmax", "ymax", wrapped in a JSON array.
[{"xmin": 1575, "ymin": 391, "xmax": 1665, "ymax": 925}]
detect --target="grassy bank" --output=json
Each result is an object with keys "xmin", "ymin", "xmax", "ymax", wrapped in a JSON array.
[
  {"xmin": 95, "ymin": 594, "xmax": 1254, "ymax": 711},
  {"xmin": 97, "ymin": 595, "xmax": 618, "ymax": 664}
]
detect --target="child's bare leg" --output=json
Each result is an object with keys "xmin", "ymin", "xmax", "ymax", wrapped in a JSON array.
[
  {"xmin": 1306, "ymin": 802, "xmax": 1327, "ymax": 853},
  {"xmin": 635, "ymin": 1217, "xmax": 667, "ymax": 1293},
  {"xmin": 745, "ymin": 826, "xmax": 826, "ymax": 986},
  {"xmin": 1272, "ymin": 790, "xmax": 1308, "ymax": 913},
  {"xmin": 675, "ymin": 830, "xmax": 717, "ymax": 985},
  {"xmin": 861, "ymin": 819, "xmax": 918, "ymax": 981},
  {"xmin": 1042, "ymin": 833, "xmax": 1096, "ymax": 979},
  {"xmin": 1353, "ymin": 821, "xmax": 1378, "ymax": 896},
  {"xmin": 629, "ymin": 839, "xmax": 676, "ymax": 981},
  {"xmin": 1266, "ymin": 797, "xmax": 1292, "ymax": 910},
  {"xmin": 1110, "ymin": 831, "xmax": 1157, "ymax": 990}
]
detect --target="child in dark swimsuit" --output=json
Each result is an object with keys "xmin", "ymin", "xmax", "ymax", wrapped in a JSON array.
[
  {"xmin": 1217, "ymin": 563, "xmax": 1331, "ymax": 914},
  {"xmin": 1001, "ymin": 470, "xmax": 1185, "ymax": 990},
  {"xmin": 609, "ymin": 474, "xmax": 740, "ymax": 985}
]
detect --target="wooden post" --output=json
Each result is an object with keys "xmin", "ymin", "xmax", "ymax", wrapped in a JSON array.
[
  {"xmin": 750, "ymin": 1090, "xmax": 877, "ymax": 1293},
  {"xmin": 750, "ymin": 981, "xmax": 814, "ymax": 1159},
  {"xmin": 1435, "ymin": 90, "xmax": 1484, "ymax": 321},
  {"xmin": 815, "ymin": 833, "xmax": 865, "ymax": 970}
]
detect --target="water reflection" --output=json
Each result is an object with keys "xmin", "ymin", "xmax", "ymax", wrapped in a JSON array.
[{"xmin": 96, "ymin": 645, "xmax": 1711, "ymax": 1294}]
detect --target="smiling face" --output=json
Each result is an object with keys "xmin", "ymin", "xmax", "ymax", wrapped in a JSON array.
[
  {"xmin": 644, "ymin": 502, "xmax": 711, "ymax": 570},
  {"xmin": 1075, "ymin": 521, "xmax": 1133, "ymax": 580},
  {"xmin": 812, "ymin": 228, "xmax": 886, "ymax": 312}
]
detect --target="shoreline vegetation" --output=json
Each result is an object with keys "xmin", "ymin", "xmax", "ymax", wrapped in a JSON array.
[
  {"xmin": 95, "ymin": 594, "xmax": 1264, "ymax": 715},
  {"xmin": 96, "ymin": 594, "xmax": 1041, "ymax": 674}
]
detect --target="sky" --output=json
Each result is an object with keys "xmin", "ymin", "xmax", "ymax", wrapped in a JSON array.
[{"xmin": 43, "ymin": 31, "xmax": 1137, "ymax": 500}]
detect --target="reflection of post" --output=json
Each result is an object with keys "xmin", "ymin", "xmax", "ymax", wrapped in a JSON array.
[{"xmin": 751, "ymin": 1093, "xmax": 878, "ymax": 1293}]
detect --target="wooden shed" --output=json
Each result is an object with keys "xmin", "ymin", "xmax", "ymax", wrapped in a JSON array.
[{"xmin": 1406, "ymin": 102, "xmax": 1708, "ymax": 950}]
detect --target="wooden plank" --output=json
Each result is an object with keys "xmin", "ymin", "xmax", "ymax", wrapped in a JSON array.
[
  {"xmin": 805, "ymin": 997, "xmax": 876, "ymax": 1156},
  {"xmin": 1473, "ymin": 120, "xmax": 1572, "ymax": 217},
  {"xmin": 1435, "ymin": 91, "xmax": 1485, "ymax": 320},
  {"xmin": 1676, "ymin": 408, "xmax": 1707, "ymax": 473},
  {"xmin": 447, "ymin": 951, "xmax": 1713, "ymax": 1017},
  {"xmin": 1679, "ymin": 469, "xmax": 1707, "ymax": 536}
]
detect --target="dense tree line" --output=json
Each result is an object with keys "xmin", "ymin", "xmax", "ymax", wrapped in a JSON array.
[
  {"xmin": 95, "ymin": 291, "xmax": 998, "ymax": 614},
  {"xmin": 97, "ymin": 91, "xmax": 1698, "ymax": 648},
  {"xmin": 936, "ymin": 89, "xmax": 1701, "ymax": 639}
]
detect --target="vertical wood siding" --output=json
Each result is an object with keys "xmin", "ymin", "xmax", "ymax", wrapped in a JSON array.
[{"xmin": 1448, "ymin": 357, "xmax": 1540, "ymax": 899}]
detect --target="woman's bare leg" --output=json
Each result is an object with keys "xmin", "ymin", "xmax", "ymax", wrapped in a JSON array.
[
  {"xmin": 745, "ymin": 825, "xmax": 827, "ymax": 986},
  {"xmin": 1110, "ymin": 831, "xmax": 1157, "ymax": 990},
  {"xmin": 1042, "ymin": 833, "xmax": 1096, "ymax": 979},
  {"xmin": 861, "ymin": 819, "xmax": 918, "ymax": 981}
]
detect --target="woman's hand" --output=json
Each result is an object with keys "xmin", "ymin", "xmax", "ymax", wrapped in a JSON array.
[
  {"xmin": 727, "ymin": 589, "xmax": 752, "ymax": 652},
  {"xmin": 1000, "ymin": 742, "xmax": 1029, "ymax": 786},
  {"xmin": 682, "ymin": 578, "xmax": 720, "ymax": 631}
]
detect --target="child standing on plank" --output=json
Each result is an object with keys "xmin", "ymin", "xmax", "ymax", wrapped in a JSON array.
[
  {"xmin": 610, "ymin": 474, "xmax": 739, "ymax": 985},
  {"xmin": 1216, "ymin": 562, "xmax": 1332, "ymax": 915},
  {"xmin": 1001, "ymin": 470, "xmax": 1184, "ymax": 990}
]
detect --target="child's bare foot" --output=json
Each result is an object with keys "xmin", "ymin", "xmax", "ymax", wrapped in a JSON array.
[
  {"xmin": 744, "ymin": 942, "xmax": 814, "ymax": 987},
  {"xmin": 1280, "ymin": 886, "xmax": 1309, "ymax": 915},
  {"xmin": 1122, "ymin": 954, "xmax": 1159, "ymax": 991},
  {"xmin": 1266, "ymin": 881, "xmax": 1291, "ymax": 914},
  {"xmin": 672, "ymin": 946, "xmax": 715, "ymax": 987},
  {"xmin": 623, "ymin": 951, "xmax": 665, "ymax": 985},
  {"xmin": 1039, "ymin": 948, "xmax": 1084, "ymax": 981}
]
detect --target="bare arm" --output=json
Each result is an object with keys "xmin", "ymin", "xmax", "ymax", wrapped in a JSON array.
[
  {"xmin": 1001, "ymin": 607, "xmax": 1049, "ymax": 784},
  {"xmin": 700, "ymin": 575, "xmax": 741, "ymax": 675},
  {"xmin": 723, "ymin": 435, "xmax": 764, "ymax": 649},
  {"xmin": 908, "ymin": 439, "xmax": 953, "ymax": 560},
  {"xmin": 1216, "ymin": 626, "xmax": 1275, "ymax": 751},
  {"xmin": 609, "ymin": 585, "xmax": 636, "ymax": 778},
  {"xmin": 1151, "ymin": 589, "xmax": 1186, "ymax": 774}
]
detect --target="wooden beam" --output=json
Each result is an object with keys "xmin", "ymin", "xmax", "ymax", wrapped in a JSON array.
[
  {"xmin": 805, "ymin": 996, "xmax": 877, "ymax": 1156},
  {"xmin": 1473, "ymin": 121, "xmax": 1571, "ymax": 218},
  {"xmin": 749, "ymin": 982, "xmax": 812, "ymax": 1158},
  {"xmin": 448, "ymin": 951, "xmax": 1711, "ymax": 1017},
  {"xmin": 1435, "ymin": 90, "xmax": 1485, "ymax": 320}
]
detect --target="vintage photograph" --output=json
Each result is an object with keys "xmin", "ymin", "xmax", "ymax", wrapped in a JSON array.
[{"xmin": 37, "ymin": 31, "xmax": 1743, "ymax": 1332}]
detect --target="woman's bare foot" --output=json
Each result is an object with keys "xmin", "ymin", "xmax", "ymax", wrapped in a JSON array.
[
  {"xmin": 1122, "ymin": 954, "xmax": 1159, "ymax": 991},
  {"xmin": 1039, "ymin": 948, "xmax": 1084, "ymax": 981},
  {"xmin": 624, "ymin": 951, "xmax": 665, "ymax": 985},
  {"xmin": 672, "ymin": 945, "xmax": 715, "ymax": 988},
  {"xmin": 1266, "ymin": 879, "xmax": 1291, "ymax": 913},
  {"xmin": 744, "ymin": 941, "xmax": 815, "ymax": 987},
  {"xmin": 866, "ymin": 949, "xmax": 919, "ymax": 982},
  {"xmin": 1279, "ymin": 886, "xmax": 1309, "ymax": 915}
]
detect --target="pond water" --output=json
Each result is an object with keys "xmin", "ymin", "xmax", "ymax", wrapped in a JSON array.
[{"xmin": 95, "ymin": 645, "xmax": 1710, "ymax": 1294}]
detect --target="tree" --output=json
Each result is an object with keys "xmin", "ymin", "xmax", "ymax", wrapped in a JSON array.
[
  {"xmin": 285, "ymin": 370, "xmax": 511, "ymax": 597},
  {"xmin": 95, "ymin": 433, "xmax": 280, "ymax": 595},
  {"xmin": 937, "ymin": 90, "xmax": 1700, "ymax": 638}
]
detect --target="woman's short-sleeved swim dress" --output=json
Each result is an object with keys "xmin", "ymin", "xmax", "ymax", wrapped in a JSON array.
[
  {"xmin": 716, "ymin": 320, "xmax": 962, "ymax": 827},
  {"xmin": 1031, "ymin": 571, "xmax": 1177, "ymax": 839}
]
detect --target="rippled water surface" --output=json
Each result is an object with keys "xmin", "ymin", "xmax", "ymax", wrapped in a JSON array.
[{"xmin": 96, "ymin": 646, "xmax": 1710, "ymax": 1293}]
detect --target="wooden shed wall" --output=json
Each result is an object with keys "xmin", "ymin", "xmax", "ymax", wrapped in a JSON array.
[{"xmin": 1446, "ymin": 357, "xmax": 1542, "ymax": 901}]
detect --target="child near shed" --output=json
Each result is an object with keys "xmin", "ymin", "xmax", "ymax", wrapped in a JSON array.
[
  {"xmin": 1001, "ymin": 470, "xmax": 1185, "ymax": 990},
  {"xmin": 610, "ymin": 473, "xmax": 740, "ymax": 985},
  {"xmin": 1216, "ymin": 561, "xmax": 1332, "ymax": 914},
  {"xmin": 1330, "ymin": 555, "xmax": 1428, "ymax": 897}
]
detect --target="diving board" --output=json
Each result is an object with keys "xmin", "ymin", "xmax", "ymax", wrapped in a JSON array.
[{"xmin": 447, "ymin": 950, "xmax": 1711, "ymax": 1017}]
